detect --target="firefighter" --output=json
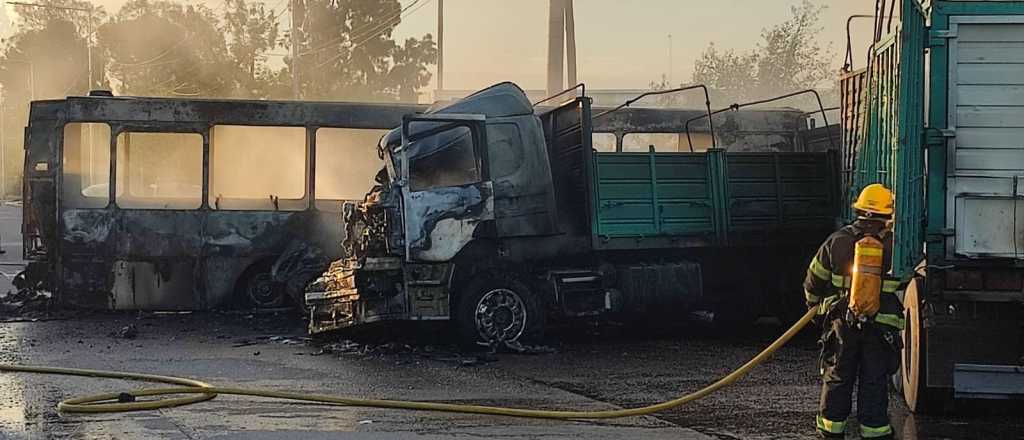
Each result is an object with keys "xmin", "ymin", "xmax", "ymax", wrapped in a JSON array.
[{"xmin": 804, "ymin": 183, "xmax": 906, "ymax": 439}]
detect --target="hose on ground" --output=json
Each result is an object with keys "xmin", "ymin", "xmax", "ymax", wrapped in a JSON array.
[{"xmin": 0, "ymin": 308, "xmax": 816, "ymax": 419}]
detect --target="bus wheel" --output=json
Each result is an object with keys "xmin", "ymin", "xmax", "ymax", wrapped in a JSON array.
[
  {"xmin": 239, "ymin": 263, "xmax": 286, "ymax": 309},
  {"xmin": 455, "ymin": 272, "xmax": 544, "ymax": 348},
  {"xmin": 901, "ymin": 277, "xmax": 944, "ymax": 413}
]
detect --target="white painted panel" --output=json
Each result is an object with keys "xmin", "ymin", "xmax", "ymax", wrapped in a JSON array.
[
  {"xmin": 950, "ymin": 21, "xmax": 1024, "ymax": 259},
  {"xmin": 957, "ymin": 127, "xmax": 1024, "ymax": 148},
  {"xmin": 959, "ymin": 23, "xmax": 1024, "ymax": 42},
  {"xmin": 952, "ymin": 176, "xmax": 1016, "ymax": 196},
  {"xmin": 956, "ymin": 149, "xmax": 1024, "ymax": 172},
  {"xmin": 955, "ymin": 197, "xmax": 1017, "ymax": 257},
  {"xmin": 958, "ymin": 85, "xmax": 1024, "ymax": 105},
  {"xmin": 958, "ymin": 63, "xmax": 1024, "ymax": 85},
  {"xmin": 957, "ymin": 106, "xmax": 1024, "ymax": 128},
  {"xmin": 958, "ymin": 42, "xmax": 1024, "ymax": 63}
]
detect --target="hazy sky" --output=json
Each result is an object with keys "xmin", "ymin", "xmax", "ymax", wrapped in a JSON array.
[{"xmin": 2, "ymin": 0, "xmax": 878, "ymax": 91}]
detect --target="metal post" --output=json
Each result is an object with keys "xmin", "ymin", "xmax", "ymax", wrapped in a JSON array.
[
  {"xmin": 668, "ymin": 34, "xmax": 673, "ymax": 85},
  {"xmin": 27, "ymin": 62, "xmax": 34, "ymax": 100},
  {"xmin": 436, "ymin": 0, "xmax": 444, "ymax": 98},
  {"xmin": 290, "ymin": 0, "xmax": 300, "ymax": 99},
  {"xmin": 0, "ymin": 89, "xmax": 6, "ymax": 200},
  {"xmin": 86, "ymin": 5, "xmax": 93, "ymax": 90},
  {"xmin": 546, "ymin": 0, "xmax": 565, "ymax": 96},
  {"xmin": 564, "ymin": 0, "xmax": 576, "ymax": 85}
]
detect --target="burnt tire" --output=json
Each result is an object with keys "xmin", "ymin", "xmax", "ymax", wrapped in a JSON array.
[
  {"xmin": 901, "ymin": 277, "xmax": 946, "ymax": 413},
  {"xmin": 237, "ymin": 262, "xmax": 287, "ymax": 309},
  {"xmin": 455, "ymin": 272, "xmax": 544, "ymax": 348}
]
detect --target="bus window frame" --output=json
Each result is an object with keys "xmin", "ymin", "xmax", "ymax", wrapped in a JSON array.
[
  {"xmin": 59, "ymin": 121, "xmax": 114, "ymax": 210},
  {"xmin": 310, "ymin": 126, "xmax": 390, "ymax": 211},
  {"xmin": 61, "ymin": 122, "xmax": 328, "ymax": 213},
  {"xmin": 107, "ymin": 123, "xmax": 208, "ymax": 211},
  {"xmin": 209, "ymin": 124, "xmax": 311, "ymax": 212}
]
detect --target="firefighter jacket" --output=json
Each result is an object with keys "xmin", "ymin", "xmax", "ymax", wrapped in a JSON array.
[{"xmin": 803, "ymin": 220, "xmax": 906, "ymax": 330}]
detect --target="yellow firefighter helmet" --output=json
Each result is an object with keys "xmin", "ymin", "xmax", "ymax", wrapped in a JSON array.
[{"xmin": 852, "ymin": 183, "xmax": 894, "ymax": 216}]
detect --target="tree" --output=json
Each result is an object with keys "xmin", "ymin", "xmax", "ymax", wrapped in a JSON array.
[
  {"xmin": 285, "ymin": 0, "xmax": 437, "ymax": 102},
  {"xmin": 1, "ymin": 0, "xmax": 108, "ymax": 97},
  {"xmin": 0, "ymin": 0, "xmax": 108, "ymax": 196},
  {"xmin": 753, "ymin": 1, "xmax": 834, "ymax": 101},
  {"xmin": 689, "ymin": 0, "xmax": 836, "ymax": 109},
  {"xmin": 223, "ymin": 0, "xmax": 280, "ymax": 98},
  {"xmin": 97, "ymin": 0, "xmax": 233, "ymax": 97},
  {"xmin": 692, "ymin": 43, "xmax": 759, "ymax": 104}
]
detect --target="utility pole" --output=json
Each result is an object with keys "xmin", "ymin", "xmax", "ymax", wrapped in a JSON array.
[
  {"xmin": 86, "ymin": 4, "xmax": 93, "ymax": 90},
  {"xmin": 668, "ymin": 34, "xmax": 673, "ymax": 86},
  {"xmin": 436, "ymin": 0, "xmax": 444, "ymax": 100},
  {"xmin": 564, "ymin": 0, "xmax": 576, "ymax": 86},
  {"xmin": 546, "ymin": 0, "xmax": 565, "ymax": 96},
  {"xmin": 290, "ymin": 0, "xmax": 301, "ymax": 99},
  {"xmin": 0, "ymin": 88, "xmax": 5, "ymax": 200}
]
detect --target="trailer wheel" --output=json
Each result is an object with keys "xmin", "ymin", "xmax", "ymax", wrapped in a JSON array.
[
  {"xmin": 455, "ymin": 272, "xmax": 544, "ymax": 348},
  {"xmin": 901, "ymin": 277, "xmax": 943, "ymax": 413}
]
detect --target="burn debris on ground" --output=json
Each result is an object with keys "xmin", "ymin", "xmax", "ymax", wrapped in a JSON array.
[
  {"xmin": 1, "ymin": 264, "xmax": 55, "ymax": 319},
  {"xmin": 310, "ymin": 339, "xmax": 508, "ymax": 367},
  {"xmin": 501, "ymin": 340, "xmax": 557, "ymax": 355},
  {"xmin": 0, "ymin": 288, "xmax": 52, "ymax": 318},
  {"xmin": 112, "ymin": 324, "xmax": 138, "ymax": 339}
]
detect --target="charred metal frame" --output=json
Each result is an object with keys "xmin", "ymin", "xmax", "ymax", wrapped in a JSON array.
[
  {"xmin": 590, "ymin": 106, "xmax": 808, "ymax": 153},
  {"xmin": 683, "ymin": 89, "xmax": 837, "ymax": 153}
]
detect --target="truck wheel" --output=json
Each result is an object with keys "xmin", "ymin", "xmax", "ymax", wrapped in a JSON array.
[
  {"xmin": 901, "ymin": 278, "xmax": 943, "ymax": 413},
  {"xmin": 455, "ymin": 273, "xmax": 544, "ymax": 348}
]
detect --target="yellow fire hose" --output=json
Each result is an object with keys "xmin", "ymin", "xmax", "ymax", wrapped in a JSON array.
[{"xmin": 0, "ymin": 308, "xmax": 815, "ymax": 419}]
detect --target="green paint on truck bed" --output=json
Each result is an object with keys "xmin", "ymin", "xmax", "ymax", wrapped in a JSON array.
[{"xmin": 591, "ymin": 149, "xmax": 839, "ymax": 250}]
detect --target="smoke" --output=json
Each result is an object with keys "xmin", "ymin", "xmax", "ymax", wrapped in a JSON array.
[{"xmin": 314, "ymin": 128, "xmax": 387, "ymax": 202}]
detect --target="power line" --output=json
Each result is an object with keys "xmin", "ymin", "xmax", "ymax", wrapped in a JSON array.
[
  {"xmin": 270, "ymin": 0, "xmax": 288, "ymax": 19},
  {"xmin": 108, "ymin": 34, "xmax": 191, "ymax": 67},
  {"xmin": 343, "ymin": 0, "xmax": 426, "ymax": 47},
  {"xmin": 313, "ymin": 0, "xmax": 432, "ymax": 70},
  {"xmin": 298, "ymin": 0, "xmax": 421, "ymax": 57}
]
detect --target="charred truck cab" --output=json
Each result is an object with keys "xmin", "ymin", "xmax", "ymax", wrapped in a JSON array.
[
  {"xmin": 306, "ymin": 82, "xmax": 840, "ymax": 344},
  {"xmin": 307, "ymin": 83, "xmax": 571, "ymax": 341}
]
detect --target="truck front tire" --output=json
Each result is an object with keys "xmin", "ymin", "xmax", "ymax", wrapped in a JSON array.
[{"xmin": 455, "ymin": 272, "xmax": 545, "ymax": 348}]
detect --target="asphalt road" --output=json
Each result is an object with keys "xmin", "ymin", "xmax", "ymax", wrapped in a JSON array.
[{"xmin": 0, "ymin": 203, "xmax": 1021, "ymax": 439}]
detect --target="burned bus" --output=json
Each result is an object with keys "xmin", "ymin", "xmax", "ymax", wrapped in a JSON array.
[{"xmin": 21, "ymin": 94, "xmax": 420, "ymax": 310}]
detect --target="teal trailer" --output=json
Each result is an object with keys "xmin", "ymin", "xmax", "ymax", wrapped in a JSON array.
[{"xmin": 844, "ymin": 0, "xmax": 1024, "ymax": 411}]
